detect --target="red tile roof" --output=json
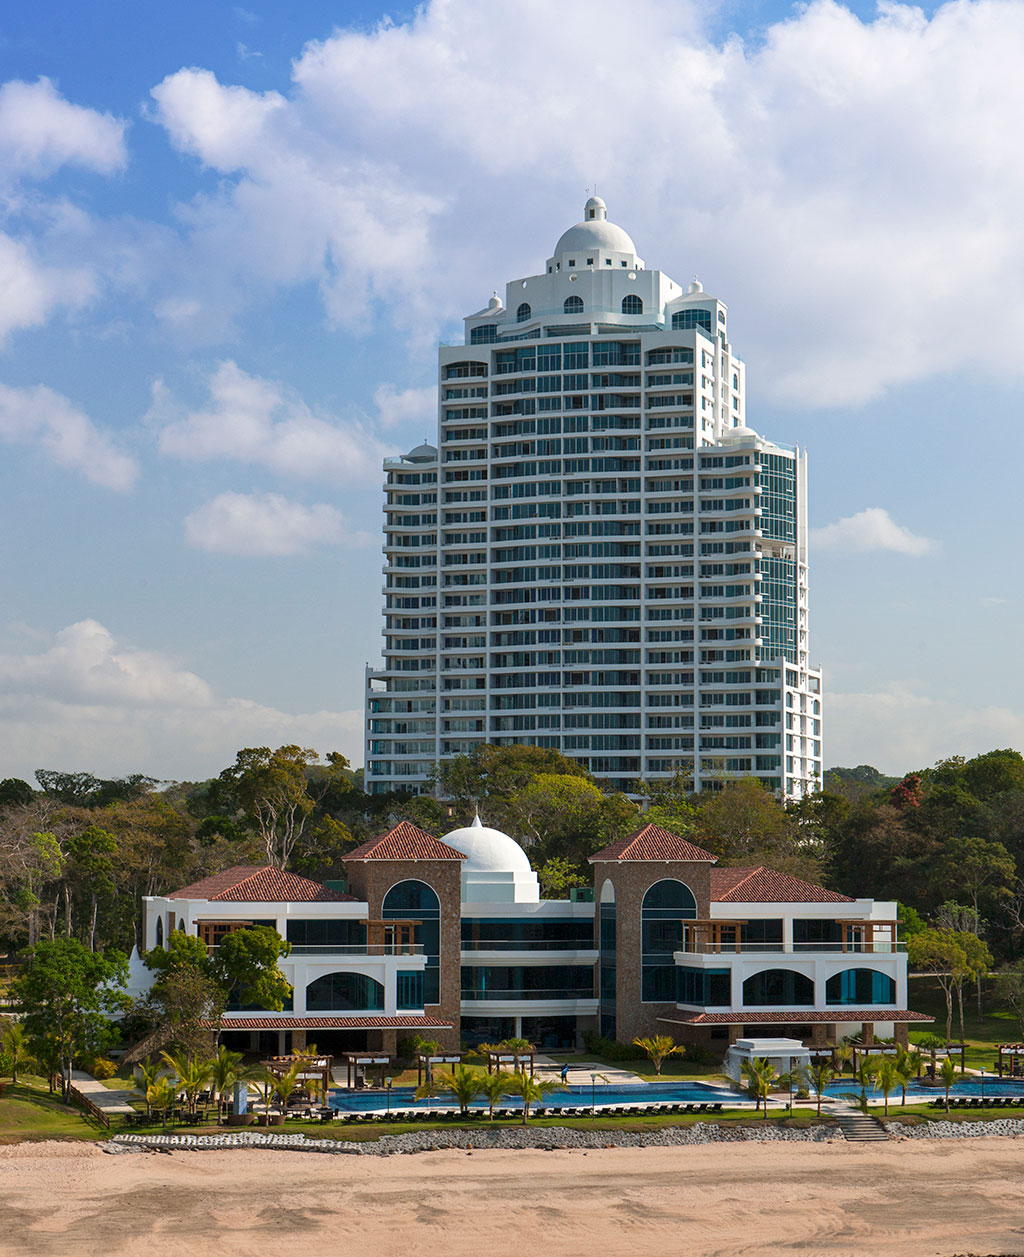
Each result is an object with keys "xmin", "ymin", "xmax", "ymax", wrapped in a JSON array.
[
  {"xmin": 710, "ymin": 867, "xmax": 853, "ymax": 904},
  {"xmin": 344, "ymin": 821, "xmax": 467, "ymax": 862},
  {"xmin": 589, "ymin": 823, "xmax": 717, "ymax": 863},
  {"xmin": 168, "ymin": 865, "xmax": 356, "ymax": 903},
  {"xmin": 660, "ymin": 1010, "xmax": 933, "ymax": 1025},
  {"xmin": 210, "ymin": 1015, "xmax": 454, "ymax": 1030}
]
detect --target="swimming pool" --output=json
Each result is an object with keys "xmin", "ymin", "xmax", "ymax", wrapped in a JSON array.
[
  {"xmin": 329, "ymin": 1080, "xmax": 739, "ymax": 1112},
  {"xmin": 823, "ymin": 1077, "xmax": 1024, "ymax": 1100}
]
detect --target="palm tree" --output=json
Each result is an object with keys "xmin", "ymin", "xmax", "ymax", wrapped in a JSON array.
[
  {"xmin": 504, "ymin": 1070, "xmax": 568, "ymax": 1125},
  {"xmin": 854, "ymin": 1057, "xmax": 877, "ymax": 1113},
  {"xmin": 2, "ymin": 1022, "xmax": 28, "ymax": 1085},
  {"xmin": 833, "ymin": 1042, "xmax": 854, "ymax": 1076},
  {"xmin": 939, "ymin": 1055, "xmax": 958, "ymax": 1113},
  {"xmin": 147, "ymin": 1076, "xmax": 176, "ymax": 1127},
  {"xmin": 632, "ymin": 1034, "xmax": 683, "ymax": 1076},
  {"xmin": 740, "ymin": 1058, "xmax": 762, "ymax": 1112},
  {"xmin": 209, "ymin": 1045, "xmax": 245, "ymax": 1123},
  {"xmin": 477, "ymin": 1070, "xmax": 515, "ymax": 1121},
  {"xmin": 250, "ymin": 1067, "xmax": 281, "ymax": 1128},
  {"xmin": 740, "ymin": 1057, "xmax": 776, "ymax": 1115},
  {"xmin": 160, "ymin": 1051, "xmax": 212, "ymax": 1117},
  {"xmin": 803, "ymin": 1060, "xmax": 836, "ymax": 1117},
  {"xmin": 271, "ymin": 1060, "xmax": 306, "ymax": 1115},
  {"xmin": 419, "ymin": 1064, "xmax": 485, "ymax": 1117},
  {"xmin": 871, "ymin": 1056, "xmax": 900, "ymax": 1116},
  {"xmin": 133, "ymin": 1060, "xmax": 161, "ymax": 1118},
  {"xmin": 894, "ymin": 1046, "xmax": 922, "ymax": 1106}
]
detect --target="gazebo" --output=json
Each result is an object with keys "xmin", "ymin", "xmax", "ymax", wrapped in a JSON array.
[
  {"xmin": 486, "ymin": 1046, "xmax": 536, "ymax": 1075},
  {"xmin": 262, "ymin": 1053, "xmax": 333, "ymax": 1099},
  {"xmin": 996, "ymin": 1044, "xmax": 1024, "ymax": 1077},
  {"xmin": 341, "ymin": 1052, "xmax": 392, "ymax": 1089},
  {"xmin": 417, "ymin": 1052, "xmax": 462, "ymax": 1087}
]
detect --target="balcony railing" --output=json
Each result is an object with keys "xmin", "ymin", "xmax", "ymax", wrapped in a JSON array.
[
  {"xmin": 460, "ymin": 939, "xmax": 597, "ymax": 951},
  {"xmin": 461, "ymin": 988, "xmax": 597, "ymax": 1001},
  {"xmin": 676, "ymin": 941, "xmax": 906, "ymax": 956},
  {"xmin": 286, "ymin": 944, "xmax": 425, "ymax": 956}
]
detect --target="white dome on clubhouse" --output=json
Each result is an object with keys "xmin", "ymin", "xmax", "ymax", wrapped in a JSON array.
[{"xmin": 443, "ymin": 814, "xmax": 540, "ymax": 904}]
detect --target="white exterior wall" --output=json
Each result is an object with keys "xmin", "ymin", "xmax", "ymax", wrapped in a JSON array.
[
  {"xmin": 673, "ymin": 899, "xmax": 906, "ymax": 1016},
  {"xmin": 365, "ymin": 200, "xmax": 823, "ymax": 800},
  {"xmin": 141, "ymin": 894, "xmax": 428, "ymax": 1018}
]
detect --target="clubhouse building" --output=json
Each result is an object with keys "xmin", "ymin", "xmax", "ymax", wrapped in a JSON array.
[{"xmin": 140, "ymin": 819, "xmax": 926, "ymax": 1057}]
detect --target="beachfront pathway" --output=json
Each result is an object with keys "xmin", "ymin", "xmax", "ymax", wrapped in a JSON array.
[{"xmin": 70, "ymin": 1069, "xmax": 136, "ymax": 1115}]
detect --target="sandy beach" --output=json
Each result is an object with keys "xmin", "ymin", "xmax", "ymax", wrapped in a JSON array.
[{"xmin": 2, "ymin": 1138, "xmax": 1024, "ymax": 1257}]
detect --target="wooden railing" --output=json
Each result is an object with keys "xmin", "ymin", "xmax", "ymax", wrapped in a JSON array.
[{"xmin": 68, "ymin": 1083, "xmax": 111, "ymax": 1129}]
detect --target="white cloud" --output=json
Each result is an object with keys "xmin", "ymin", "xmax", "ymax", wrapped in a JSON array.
[
  {"xmin": 373, "ymin": 382, "xmax": 436, "ymax": 431},
  {"xmin": 153, "ymin": 360, "xmax": 388, "ymax": 483},
  {"xmin": 184, "ymin": 491, "xmax": 356, "ymax": 556},
  {"xmin": 0, "ymin": 231, "xmax": 94, "ymax": 342},
  {"xmin": 0, "ymin": 77, "xmax": 126, "ymax": 182},
  {"xmin": 0, "ymin": 380, "xmax": 138, "ymax": 490},
  {"xmin": 811, "ymin": 507, "xmax": 936, "ymax": 557},
  {"xmin": 0, "ymin": 620, "xmax": 362, "ymax": 779},
  {"xmin": 0, "ymin": 620, "xmax": 210, "ymax": 708},
  {"xmin": 145, "ymin": 0, "xmax": 1024, "ymax": 403},
  {"xmin": 828, "ymin": 685, "xmax": 1024, "ymax": 776}
]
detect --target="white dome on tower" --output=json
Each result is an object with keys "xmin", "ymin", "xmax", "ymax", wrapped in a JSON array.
[
  {"xmin": 548, "ymin": 198, "xmax": 642, "ymax": 267},
  {"xmin": 442, "ymin": 814, "xmax": 540, "ymax": 903}
]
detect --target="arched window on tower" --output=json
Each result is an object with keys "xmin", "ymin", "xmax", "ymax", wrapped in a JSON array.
[
  {"xmin": 384, "ymin": 879, "xmax": 441, "ymax": 1003},
  {"xmin": 641, "ymin": 879, "xmax": 696, "ymax": 1001},
  {"xmin": 517, "ymin": 302, "xmax": 532, "ymax": 323},
  {"xmin": 621, "ymin": 294, "xmax": 643, "ymax": 315},
  {"xmin": 563, "ymin": 295, "xmax": 584, "ymax": 314}
]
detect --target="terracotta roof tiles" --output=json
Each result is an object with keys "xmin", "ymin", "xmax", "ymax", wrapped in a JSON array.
[
  {"xmin": 589, "ymin": 823, "xmax": 717, "ymax": 863},
  {"xmin": 661, "ymin": 1010, "xmax": 932, "ymax": 1025},
  {"xmin": 344, "ymin": 821, "xmax": 467, "ymax": 862},
  {"xmin": 710, "ymin": 866, "xmax": 853, "ymax": 904},
  {"xmin": 168, "ymin": 865, "xmax": 355, "ymax": 902},
  {"xmin": 210, "ymin": 1015, "xmax": 454, "ymax": 1030}
]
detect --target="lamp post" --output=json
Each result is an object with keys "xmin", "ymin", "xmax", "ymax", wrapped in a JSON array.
[
  {"xmin": 385, "ymin": 1077, "xmax": 393, "ymax": 1117},
  {"xmin": 591, "ymin": 1073, "xmax": 597, "ymax": 1114}
]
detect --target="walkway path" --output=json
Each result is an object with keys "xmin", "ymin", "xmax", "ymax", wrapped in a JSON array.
[
  {"xmin": 532, "ymin": 1055, "xmax": 646, "ymax": 1086},
  {"xmin": 70, "ymin": 1069, "xmax": 136, "ymax": 1115}
]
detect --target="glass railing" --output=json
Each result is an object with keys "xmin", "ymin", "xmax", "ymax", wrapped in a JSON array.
[
  {"xmin": 676, "ymin": 941, "xmax": 905, "ymax": 955},
  {"xmin": 287, "ymin": 944, "xmax": 425, "ymax": 956},
  {"xmin": 460, "ymin": 939, "xmax": 597, "ymax": 951},
  {"xmin": 461, "ymin": 988, "xmax": 597, "ymax": 1001}
]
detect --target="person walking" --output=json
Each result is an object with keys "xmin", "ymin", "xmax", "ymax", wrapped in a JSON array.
[{"xmin": 560, "ymin": 1064, "xmax": 570, "ymax": 1085}]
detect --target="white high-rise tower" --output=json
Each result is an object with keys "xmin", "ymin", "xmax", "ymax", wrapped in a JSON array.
[{"xmin": 365, "ymin": 199, "xmax": 822, "ymax": 799}]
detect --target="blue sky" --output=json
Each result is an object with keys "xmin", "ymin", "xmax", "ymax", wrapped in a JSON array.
[{"xmin": 0, "ymin": 0, "xmax": 1018, "ymax": 783}]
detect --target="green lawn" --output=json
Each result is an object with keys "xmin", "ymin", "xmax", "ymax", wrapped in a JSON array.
[
  {"xmin": 0, "ymin": 1076, "xmax": 110, "ymax": 1143},
  {"xmin": 908, "ymin": 975, "xmax": 1021, "ymax": 1070},
  {"xmin": 885, "ymin": 1102, "xmax": 1024, "ymax": 1124}
]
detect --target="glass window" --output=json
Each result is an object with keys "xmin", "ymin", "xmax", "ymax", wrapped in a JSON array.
[
  {"xmin": 305, "ymin": 971, "xmax": 384, "ymax": 1011},
  {"xmin": 671, "ymin": 309, "xmax": 713, "ymax": 334},
  {"xmin": 621, "ymin": 294, "xmax": 643, "ymax": 315},
  {"xmin": 397, "ymin": 970, "xmax": 424, "ymax": 1009},
  {"xmin": 564, "ymin": 295, "xmax": 584, "ymax": 314},
  {"xmin": 825, "ymin": 968, "xmax": 896, "ymax": 1006},
  {"xmin": 641, "ymin": 879, "xmax": 697, "ymax": 1002},
  {"xmin": 517, "ymin": 302, "xmax": 532, "ymax": 323},
  {"xmin": 742, "ymin": 968, "xmax": 814, "ymax": 1007},
  {"xmin": 384, "ymin": 880, "xmax": 441, "ymax": 1003}
]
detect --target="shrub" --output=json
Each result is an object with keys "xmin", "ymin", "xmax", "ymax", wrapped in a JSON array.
[
  {"xmin": 682, "ymin": 1043, "xmax": 718, "ymax": 1067},
  {"xmin": 91, "ymin": 1057, "xmax": 117, "ymax": 1080},
  {"xmin": 583, "ymin": 1032, "xmax": 639, "ymax": 1062},
  {"xmin": 0, "ymin": 1050, "xmax": 14, "ymax": 1077}
]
